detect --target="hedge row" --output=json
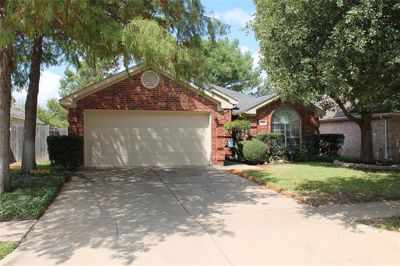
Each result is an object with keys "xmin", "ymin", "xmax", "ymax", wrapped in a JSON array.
[{"xmin": 47, "ymin": 136, "xmax": 83, "ymax": 170}]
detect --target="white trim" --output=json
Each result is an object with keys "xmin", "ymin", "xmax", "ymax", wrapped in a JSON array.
[
  {"xmin": 320, "ymin": 112, "xmax": 400, "ymax": 122},
  {"xmin": 245, "ymin": 96, "xmax": 280, "ymax": 115},
  {"xmin": 210, "ymin": 89, "xmax": 239, "ymax": 105}
]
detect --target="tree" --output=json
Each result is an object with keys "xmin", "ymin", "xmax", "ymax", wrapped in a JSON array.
[
  {"xmin": 5, "ymin": 0, "xmax": 222, "ymax": 172},
  {"xmin": 60, "ymin": 38, "xmax": 261, "ymax": 97},
  {"xmin": 0, "ymin": 0, "xmax": 13, "ymax": 193},
  {"xmin": 37, "ymin": 99, "xmax": 68, "ymax": 128},
  {"xmin": 202, "ymin": 38, "xmax": 261, "ymax": 92},
  {"xmin": 254, "ymin": 0, "xmax": 400, "ymax": 162},
  {"xmin": 0, "ymin": 0, "xmax": 224, "ymax": 191},
  {"xmin": 59, "ymin": 59, "xmax": 120, "ymax": 97}
]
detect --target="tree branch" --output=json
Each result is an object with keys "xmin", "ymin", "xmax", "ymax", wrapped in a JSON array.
[{"xmin": 332, "ymin": 96, "xmax": 362, "ymax": 125}]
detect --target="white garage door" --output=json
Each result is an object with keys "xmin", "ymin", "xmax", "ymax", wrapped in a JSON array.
[{"xmin": 84, "ymin": 110, "xmax": 211, "ymax": 167}]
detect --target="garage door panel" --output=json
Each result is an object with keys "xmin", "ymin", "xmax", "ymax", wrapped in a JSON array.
[
  {"xmin": 89, "ymin": 154, "xmax": 209, "ymax": 167},
  {"xmin": 87, "ymin": 141, "xmax": 208, "ymax": 156},
  {"xmin": 84, "ymin": 111, "xmax": 211, "ymax": 167},
  {"xmin": 87, "ymin": 128, "xmax": 208, "ymax": 142},
  {"xmin": 85, "ymin": 112, "xmax": 209, "ymax": 128}
]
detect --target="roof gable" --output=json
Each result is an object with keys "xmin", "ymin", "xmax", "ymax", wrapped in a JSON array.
[{"xmin": 59, "ymin": 66, "xmax": 234, "ymax": 110}]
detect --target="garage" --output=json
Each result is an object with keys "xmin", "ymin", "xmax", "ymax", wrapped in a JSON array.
[{"xmin": 84, "ymin": 110, "xmax": 211, "ymax": 167}]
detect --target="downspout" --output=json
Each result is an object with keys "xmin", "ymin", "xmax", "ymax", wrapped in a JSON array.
[
  {"xmin": 381, "ymin": 114, "xmax": 388, "ymax": 159},
  {"xmin": 384, "ymin": 117, "xmax": 388, "ymax": 159}
]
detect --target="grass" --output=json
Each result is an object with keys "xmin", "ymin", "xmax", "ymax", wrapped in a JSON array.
[
  {"xmin": 0, "ymin": 242, "xmax": 18, "ymax": 260},
  {"xmin": 243, "ymin": 162, "xmax": 400, "ymax": 205},
  {"xmin": 0, "ymin": 164, "xmax": 69, "ymax": 221},
  {"xmin": 360, "ymin": 215, "xmax": 400, "ymax": 232}
]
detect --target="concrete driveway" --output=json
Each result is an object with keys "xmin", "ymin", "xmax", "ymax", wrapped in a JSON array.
[{"xmin": 2, "ymin": 167, "xmax": 400, "ymax": 266}]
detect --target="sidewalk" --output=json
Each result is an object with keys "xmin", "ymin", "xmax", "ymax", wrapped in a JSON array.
[{"xmin": 0, "ymin": 220, "xmax": 36, "ymax": 242}]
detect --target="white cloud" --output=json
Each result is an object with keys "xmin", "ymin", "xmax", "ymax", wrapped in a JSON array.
[
  {"xmin": 240, "ymin": 45, "xmax": 251, "ymax": 54},
  {"xmin": 213, "ymin": 8, "xmax": 251, "ymax": 27},
  {"xmin": 12, "ymin": 70, "xmax": 61, "ymax": 106},
  {"xmin": 252, "ymin": 50, "xmax": 261, "ymax": 68}
]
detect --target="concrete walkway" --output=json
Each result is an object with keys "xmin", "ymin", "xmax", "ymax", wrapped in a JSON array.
[
  {"xmin": 2, "ymin": 167, "xmax": 400, "ymax": 265},
  {"xmin": 0, "ymin": 220, "xmax": 36, "ymax": 242}
]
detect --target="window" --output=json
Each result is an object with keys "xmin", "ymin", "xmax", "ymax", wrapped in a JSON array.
[{"xmin": 272, "ymin": 106, "xmax": 301, "ymax": 150}]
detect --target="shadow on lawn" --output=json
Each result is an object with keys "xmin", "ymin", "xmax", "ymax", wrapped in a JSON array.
[{"xmin": 245, "ymin": 166, "xmax": 400, "ymax": 231}]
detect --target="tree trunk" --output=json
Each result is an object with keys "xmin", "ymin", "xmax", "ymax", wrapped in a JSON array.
[
  {"xmin": 0, "ymin": 0, "xmax": 12, "ymax": 194},
  {"xmin": 22, "ymin": 35, "xmax": 43, "ymax": 172},
  {"xmin": 359, "ymin": 113, "xmax": 374, "ymax": 163}
]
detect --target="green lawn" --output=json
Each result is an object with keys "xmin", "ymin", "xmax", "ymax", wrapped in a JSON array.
[
  {"xmin": 0, "ymin": 165, "xmax": 69, "ymax": 221},
  {"xmin": 361, "ymin": 215, "xmax": 400, "ymax": 232},
  {"xmin": 244, "ymin": 162, "xmax": 400, "ymax": 205},
  {"xmin": 0, "ymin": 242, "xmax": 18, "ymax": 260}
]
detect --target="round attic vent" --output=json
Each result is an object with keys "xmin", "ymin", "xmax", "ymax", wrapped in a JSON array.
[{"xmin": 141, "ymin": 70, "xmax": 159, "ymax": 89}]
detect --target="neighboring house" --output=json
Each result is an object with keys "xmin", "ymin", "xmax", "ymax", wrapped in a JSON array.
[
  {"xmin": 212, "ymin": 86, "xmax": 321, "ymax": 150},
  {"xmin": 11, "ymin": 107, "xmax": 45, "ymax": 126},
  {"xmin": 60, "ymin": 66, "xmax": 321, "ymax": 167},
  {"xmin": 320, "ymin": 108, "xmax": 400, "ymax": 161}
]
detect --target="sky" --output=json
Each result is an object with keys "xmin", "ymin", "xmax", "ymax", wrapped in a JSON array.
[{"xmin": 13, "ymin": 0, "xmax": 259, "ymax": 106}]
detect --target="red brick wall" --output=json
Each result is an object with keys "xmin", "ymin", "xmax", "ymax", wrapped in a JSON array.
[
  {"xmin": 249, "ymin": 100, "xmax": 319, "ymax": 144},
  {"xmin": 320, "ymin": 116, "xmax": 400, "ymax": 160},
  {"xmin": 68, "ymin": 71, "xmax": 231, "ymax": 165}
]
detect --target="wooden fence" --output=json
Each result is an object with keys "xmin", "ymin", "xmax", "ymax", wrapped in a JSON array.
[{"xmin": 10, "ymin": 125, "xmax": 68, "ymax": 162}]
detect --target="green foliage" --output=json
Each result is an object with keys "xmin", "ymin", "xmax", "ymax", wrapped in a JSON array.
[
  {"xmin": 59, "ymin": 59, "xmax": 120, "ymax": 97},
  {"xmin": 253, "ymin": 0, "xmax": 400, "ymax": 111},
  {"xmin": 244, "ymin": 163, "xmax": 400, "ymax": 205},
  {"xmin": 224, "ymin": 120, "xmax": 252, "ymax": 133},
  {"xmin": 224, "ymin": 120, "xmax": 252, "ymax": 155},
  {"xmin": 37, "ymin": 99, "xmax": 68, "ymax": 128},
  {"xmin": 0, "ymin": 242, "xmax": 18, "ymax": 260},
  {"xmin": 255, "ymin": 133, "xmax": 285, "ymax": 160},
  {"xmin": 304, "ymin": 134, "xmax": 345, "ymax": 157},
  {"xmin": 47, "ymin": 136, "xmax": 83, "ymax": 170},
  {"xmin": 202, "ymin": 38, "xmax": 262, "ymax": 92},
  {"xmin": 4, "ymin": 0, "xmax": 226, "ymax": 93},
  {"xmin": 0, "ymin": 168, "xmax": 69, "ymax": 221},
  {"xmin": 254, "ymin": 0, "xmax": 400, "ymax": 160},
  {"xmin": 238, "ymin": 140, "xmax": 268, "ymax": 164}
]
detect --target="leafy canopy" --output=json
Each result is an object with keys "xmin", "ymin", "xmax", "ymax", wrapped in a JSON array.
[
  {"xmin": 59, "ymin": 59, "xmax": 120, "ymax": 97},
  {"xmin": 253, "ymin": 0, "xmax": 400, "ymax": 115},
  {"xmin": 202, "ymin": 38, "xmax": 262, "ymax": 92},
  {"xmin": 37, "ymin": 99, "xmax": 68, "ymax": 128},
  {"xmin": 2, "ymin": 0, "xmax": 226, "ymax": 90},
  {"xmin": 60, "ymin": 38, "xmax": 262, "ymax": 97}
]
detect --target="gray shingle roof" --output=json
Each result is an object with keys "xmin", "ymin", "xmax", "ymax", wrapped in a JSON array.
[
  {"xmin": 11, "ymin": 107, "xmax": 44, "ymax": 125},
  {"xmin": 211, "ymin": 85, "xmax": 276, "ymax": 115}
]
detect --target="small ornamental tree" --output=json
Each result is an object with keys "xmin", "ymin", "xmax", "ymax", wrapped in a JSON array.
[{"xmin": 224, "ymin": 120, "xmax": 252, "ymax": 157}]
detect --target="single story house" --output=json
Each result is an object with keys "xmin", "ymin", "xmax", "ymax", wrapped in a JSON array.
[
  {"xmin": 60, "ymin": 66, "xmax": 321, "ymax": 167},
  {"xmin": 11, "ymin": 107, "xmax": 45, "ymax": 126},
  {"xmin": 320, "ymin": 108, "xmax": 400, "ymax": 161}
]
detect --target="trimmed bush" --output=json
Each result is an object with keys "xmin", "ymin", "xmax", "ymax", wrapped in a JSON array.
[
  {"xmin": 238, "ymin": 140, "xmax": 268, "ymax": 164},
  {"xmin": 47, "ymin": 136, "xmax": 83, "ymax": 170},
  {"xmin": 304, "ymin": 134, "xmax": 344, "ymax": 156},
  {"xmin": 255, "ymin": 133, "xmax": 285, "ymax": 159}
]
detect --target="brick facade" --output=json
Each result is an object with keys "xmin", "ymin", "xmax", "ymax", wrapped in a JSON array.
[
  {"xmin": 248, "ymin": 100, "xmax": 320, "ymax": 143},
  {"xmin": 320, "ymin": 116, "xmax": 400, "ymax": 160},
  {"xmin": 67, "ymin": 71, "xmax": 231, "ymax": 165}
]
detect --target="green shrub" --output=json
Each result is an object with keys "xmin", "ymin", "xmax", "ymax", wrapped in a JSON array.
[
  {"xmin": 255, "ymin": 133, "xmax": 285, "ymax": 159},
  {"xmin": 0, "ymin": 170, "xmax": 69, "ymax": 221},
  {"xmin": 238, "ymin": 140, "xmax": 268, "ymax": 164},
  {"xmin": 304, "ymin": 134, "xmax": 344, "ymax": 156},
  {"xmin": 47, "ymin": 136, "xmax": 83, "ymax": 170},
  {"xmin": 224, "ymin": 120, "xmax": 252, "ymax": 133}
]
